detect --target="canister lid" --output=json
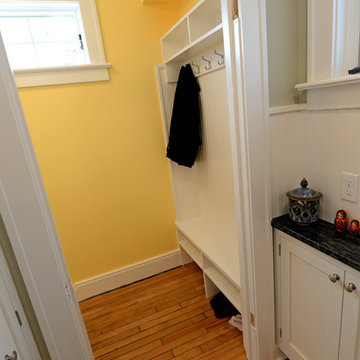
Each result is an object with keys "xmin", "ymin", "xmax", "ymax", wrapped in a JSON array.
[{"xmin": 287, "ymin": 178, "xmax": 322, "ymax": 200}]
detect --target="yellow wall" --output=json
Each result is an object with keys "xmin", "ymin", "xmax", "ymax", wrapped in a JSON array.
[
  {"xmin": 178, "ymin": 0, "xmax": 200, "ymax": 17},
  {"xmin": 18, "ymin": 1, "xmax": 184, "ymax": 284}
]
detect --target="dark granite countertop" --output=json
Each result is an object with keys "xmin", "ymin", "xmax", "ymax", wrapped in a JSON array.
[{"xmin": 271, "ymin": 214, "xmax": 360, "ymax": 272}]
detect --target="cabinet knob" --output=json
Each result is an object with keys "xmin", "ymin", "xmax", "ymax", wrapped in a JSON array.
[
  {"xmin": 329, "ymin": 273, "xmax": 340, "ymax": 283},
  {"xmin": 345, "ymin": 283, "xmax": 356, "ymax": 293}
]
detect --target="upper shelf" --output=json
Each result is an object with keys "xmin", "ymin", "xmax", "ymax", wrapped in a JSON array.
[
  {"xmin": 165, "ymin": 24, "xmax": 223, "ymax": 64},
  {"xmin": 161, "ymin": 0, "xmax": 222, "ymax": 63}
]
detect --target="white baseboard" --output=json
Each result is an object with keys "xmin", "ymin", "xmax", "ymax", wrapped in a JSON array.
[{"xmin": 74, "ymin": 250, "xmax": 181, "ymax": 301}]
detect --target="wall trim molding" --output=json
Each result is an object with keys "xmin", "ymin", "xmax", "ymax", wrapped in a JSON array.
[
  {"xmin": 269, "ymin": 104, "xmax": 306, "ymax": 115},
  {"xmin": 74, "ymin": 250, "xmax": 182, "ymax": 301},
  {"xmin": 270, "ymin": 103, "xmax": 360, "ymax": 116}
]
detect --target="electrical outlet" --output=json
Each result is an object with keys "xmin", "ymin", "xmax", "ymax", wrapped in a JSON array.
[{"xmin": 341, "ymin": 172, "xmax": 359, "ymax": 202}]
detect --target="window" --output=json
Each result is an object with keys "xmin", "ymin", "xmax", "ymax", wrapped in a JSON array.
[
  {"xmin": 0, "ymin": 2, "xmax": 89, "ymax": 69},
  {"xmin": 0, "ymin": 0, "xmax": 109, "ymax": 87}
]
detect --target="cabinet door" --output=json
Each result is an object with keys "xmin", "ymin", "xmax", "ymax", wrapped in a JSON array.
[
  {"xmin": 339, "ymin": 270, "xmax": 360, "ymax": 360},
  {"xmin": 280, "ymin": 235, "xmax": 344, "ymax": 360}
]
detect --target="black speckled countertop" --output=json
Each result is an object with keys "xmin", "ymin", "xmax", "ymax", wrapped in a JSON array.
[{"xmin": 272, "ymin": 214, "xmax": 360, "ymax": 272}]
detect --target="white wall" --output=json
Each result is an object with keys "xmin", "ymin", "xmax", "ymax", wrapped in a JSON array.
[
  {"xmin": 271, "ymin": 108, "xmax": 360, "ymax": 223},
  {"xmin": 266, "ymin": 0, "xmax": 307, "ymax": 107}
]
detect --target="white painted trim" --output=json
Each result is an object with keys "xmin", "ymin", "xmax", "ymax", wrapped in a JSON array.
[
  {"xmin": 270, "ymin": 103, "xmax": 360, "ymax": 115},
  {"xmin": 278, "ymin": 75, "xmax": 360, "ymax": 112},
  {"xmin": 74, "ymin": 250, "xmax": 182, "ymax": 302},
  {"xmin": 0, "ymin": 35, "xmax": 93, "ymax": 359},
  {"xmin": 269, "ymin": 104, "xmax": 306, "ymax": 115},
  {"xmin": 296, "ymin": 74, "xmax": 360, "ymax": 90},
  {"xmin": 238, "ymin": 0, "xmax": 285, "ymax": 358},
  {"xmin": 305, "ymin": 81, "xmax": 360, "ymax": 110},
  {"xmin": 14, "ymin": 63, "xmax": 111, "ymax": 75},
  {"xmin": 221, "ymin": 3, "xmax": 254, "ymax": 357},
  {"xmin": 14, "ymin": 63, "xmax": 111, "ymax": 87},
  {"xmin": 271, "ymin": 103, "xmax": 360, "ymax": 114}
]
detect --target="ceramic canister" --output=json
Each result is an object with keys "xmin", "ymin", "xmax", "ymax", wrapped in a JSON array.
[{"xmin": 287, "ymin": 178, "xmax": 323, "ymax": 225}]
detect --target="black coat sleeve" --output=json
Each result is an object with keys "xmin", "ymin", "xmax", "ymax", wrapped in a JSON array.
[{"xmin": 166, "ymin": 64, "xmax": 201, "ymax": 168}]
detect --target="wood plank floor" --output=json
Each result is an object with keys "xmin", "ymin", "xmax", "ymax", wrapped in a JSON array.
[{"xmin": 79, "ymin": 263, "xmax": 246, "ymax": 360}]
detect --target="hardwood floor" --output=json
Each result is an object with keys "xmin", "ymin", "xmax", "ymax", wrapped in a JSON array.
[{"xmin": 79, "ymin": 263, "xmax": 246, "ymax": 360}]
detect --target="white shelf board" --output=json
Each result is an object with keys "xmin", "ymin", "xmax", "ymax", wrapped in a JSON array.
[
  {"xmin": 176, "ymin": 217, "xmax": 241, "ymax": 287},
  {"xmin": 164, "ymin": 24, "xmax": 223, "ymax": 64},
  {"xmin": 159, "ymin": 0, "xmax": 214, "ymax": 39},
  {"xmin": 204, "ymin": 266, "xmax": 241, "ymax": 312},
  {"xmin": 179, "ymin": 238, "xmax": 202, "ymax": 268}
]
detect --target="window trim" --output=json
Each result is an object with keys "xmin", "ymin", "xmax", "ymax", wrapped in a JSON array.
[
  {"xmin": 0, "ymin": 0, "xmax": 110, "ymax": 87},
  {"xmin": 13, "ymin": 62, "xmax": 111, "ymax": 87}
]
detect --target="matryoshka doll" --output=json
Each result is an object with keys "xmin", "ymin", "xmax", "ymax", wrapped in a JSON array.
[
  {"xmin": 334, "ymin": 210, "xmax": 349, "ymax": 232},
  {"xmin": 349, "ymin": 220, "xmax": 360, "ymax": 237}
]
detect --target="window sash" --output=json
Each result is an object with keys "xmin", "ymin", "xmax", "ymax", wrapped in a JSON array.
[
  {"xmin": 0, "ymin": 0, "xmax": 109, "ymax": 87},
  {"xmin": 0, "ymin": 1, "xmax": 90, "ymax": 69}
]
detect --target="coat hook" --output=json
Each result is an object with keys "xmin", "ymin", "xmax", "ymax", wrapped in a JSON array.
[
  {"xmin": 214, "ymin": 50, "xmax": 224, "ymax": 65},
  {"xmin": 202, "ymin": 56, "xmax": 211, "ymax": 70},
  {"xmin": 191, "ymin": 62, "xmax": 200, "ymax": 74}
]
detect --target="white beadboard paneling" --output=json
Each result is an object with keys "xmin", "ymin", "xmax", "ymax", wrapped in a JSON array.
[
  {"xmin": 197, "ymin": 68, "xmax": 237, "ymax": 240},
  {"xmin": 157, "ymin": 65, "xmax": 240, "ymax": 286},
  {"xmin": 157, "ymin": 66, "xmax": 202, "ymax": 221},
  {"xmin": 270, "ymin": 108, "xmax": 360, "ymax": 223}
]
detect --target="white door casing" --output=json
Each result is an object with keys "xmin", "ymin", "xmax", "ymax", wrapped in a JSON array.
[
  {"xmin": 0, "ymin": 34, "xmax": 93, "ymax": 359},
  {"xmin": 236, "ymin": 0, "xmax": 283, "ymax": 359}
]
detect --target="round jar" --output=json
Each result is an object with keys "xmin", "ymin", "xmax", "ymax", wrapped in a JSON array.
[{"xmin": 287, "ymin": 178, "xmax": 322, "ymax": 225}]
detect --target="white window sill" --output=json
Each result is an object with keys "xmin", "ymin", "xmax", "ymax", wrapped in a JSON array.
[
  {"xmin": 295, "ymin": 74, "xmax": 360, "ymax": 91},
  {"xmin": 13, "ymin": 63, "xmax": 111, "ymax": 88}
]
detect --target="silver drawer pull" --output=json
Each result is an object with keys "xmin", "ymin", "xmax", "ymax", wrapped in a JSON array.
[
  {"xmin": 345, "ymin": 283, "xmax": 356, "ymax": 293},
  {"xmin": 329, "ymin": 273, "xmax": 340, "ymax": 283}
]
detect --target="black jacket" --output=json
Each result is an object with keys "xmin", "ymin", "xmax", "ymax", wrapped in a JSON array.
[{"xmin": 166, "ymin": 64, "xmax": 201, "ymax": 168}]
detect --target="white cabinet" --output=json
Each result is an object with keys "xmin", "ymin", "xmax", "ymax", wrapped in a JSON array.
[
  {"xmin": 157, "ymin": 0, "xmax": 242, "ymax": 314},
  {"xmin": 275, "ymin": 230, "xmax": 360, "ymax": 360},
  {"xmin": 160, "ymin": 0, "xmax": 224, "ymax": 81},
  {"xmin": 339, "ymin": 270, "xmax": 360, "ymax": 360}
]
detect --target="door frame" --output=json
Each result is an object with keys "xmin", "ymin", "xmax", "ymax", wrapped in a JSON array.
[
  {"xmin": 230, "ymin": 0, "xmax": 285, "ymax": 359},
  {"xmin": 0, "ymin": 234, "xmax": 40, "ymax": 360},
  {"xmin": 0, "ymin": 35, "xmax": 93, "ymax": 359}
]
